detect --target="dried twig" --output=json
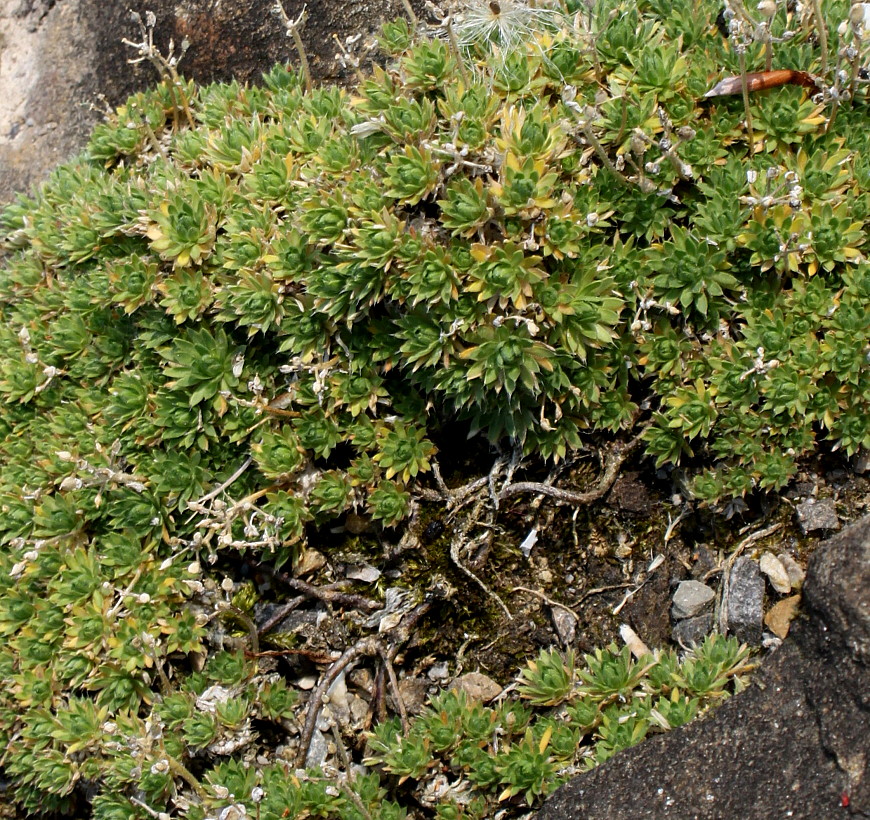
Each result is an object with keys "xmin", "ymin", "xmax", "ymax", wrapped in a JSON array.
[
  {"xmin": 274, "ymin": 1, "xmax": 312, "ymax": 92},
  {"xmin": 810, "ymin": 0, "xmax": 828, "ymax": 75},
  {"xmin": 499, "ymin": 424, "xmax": 650, "ymax": 504},
  {"xmin": 252, "ymin": 561, "xmax": 381, "ymax": 612},
  {"xmin": 573, "ymin": 581, "xmax": 636, "ymax": 607},
  {"xmin": 189, "ymin": 457, "xmax": 253, "ymax": 508},
  {"xmin": 737, "ymin": 49, "xmax": 756, "ymax": 155},
  {"xmin": 338, "ymin": 778, "xmax": 374, "ymax": 820},
  {"xmin": 296, "ymin": 636, "xmax": 382, "ymax": 768},
  {"xmin": 256, "ymin": 595, "xmax": 305, "ymax": 636},
  {"xmin": 399, "ymin": 0, "xmax": 418, "ymax": 27},
  {"xmin": 378, "ymin": 644, "xmax": 410, "ymax": 734},
  {"xmin": 512, "ymin": 585, "xmax": 580, "ymax": 622},
  {"xmin": 295, "ymin": 602, "xmax": 430, "ymax": 767},
  {"xmin": 418, "ymin": 473, "xmax": 488, "ymax": 507},
  {"xmin": 247, "ymin": 648, "xmax": 339, "ymax": 664},
  {"xmin": 123, "ymin": 11, "xmax": 192, "ymax": 128}
]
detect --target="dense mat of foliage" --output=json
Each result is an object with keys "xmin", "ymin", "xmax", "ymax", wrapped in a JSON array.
[{"xmin": 0, "ymin": 0, "xmax": 867, "ymax": 815}]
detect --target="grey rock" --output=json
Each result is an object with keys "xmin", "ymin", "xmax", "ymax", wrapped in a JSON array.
[
  {"xmin": 804, "ymin": 516, "xmax": 870, "ymax": 665},
  {"xmin": 303, "ymin": 727, "xmax": 329, "ymax": 769},
  {"xmin": 776, "ymin": 552, "xmax": 806, "ymax": 591},
  {"xmin": 689, "ymin": 545, "xmax": 717, "ymax": 580},
  {"xmin": 536, "ymin": 515, "xmax": 870, "ymax": 820},
  {"xmin": 759, "ymin": 551, "xmax": 792, "ymax": 595},
  {"xmin": 551, "ymin": 605, "xmax": 578, "ymax": 646},
  {"xmin": 795, "ymin": 497, "xmax": 840, "ymax": 534},
  {"xmin": 671, "ymin": 613, "xmax": 712, "ymax": 647},
  {"xmin": 0, "ymin": 0, "xmax": 422, "ymax": 203},
  {"xmin": 726, "ymin": 557, "xmax": 764, "ymax": 645},
  {"xmin": 671, "ymin": 580, "xmax": 716, "ymax": 620}
]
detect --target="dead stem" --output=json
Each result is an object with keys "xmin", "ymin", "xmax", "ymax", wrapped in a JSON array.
[
  {"xmin": 512, "ymin": 585, "xmax": 581, "ymax": 622},
  {"xmin": 418, "ymin": 474, "xmax": 489, "ymax": 506},
  {"xmin": 378, "ymin": 644, "xmax": 410, "ymax": 734},
  {"xmin": 444, "ymin": 16, "xmax": 472, "ymax": 87},
  {"xmin": 330, "ymin": 722, "xmax": 354, "ymax": 775},
  {"xmin": 166, "ymin": 754, "xmax": 208, "ymax": 801},
  {"xmin": 579, "ymin": 121, "xmax": 631, "ymax": 187},
  {"xmin": 252, "ymin": 560, "xmax": 382, "ymax": 612},
  {"xmin": 737, "ymin": 49, "xmax": 756, "ymax": 156},
  {"xmin": 339, "ymin": 779, "xmax": 374, "ymax": 820},
  {"xmin": 296, "ymin": 635, "xmax": 382, "ymax": 768},
  {"xmin": 399, "ymin": 0, "xmax": 418, "ymax": 28},
  {"xmin": 810, "ymin": 0, "xmax": 828, "ymax": 76},
  {"xmin": 295, "ymin": 602, "xmax": 430, "ymax": 767},
  {"xmin": 573, "ymin": 581, "xmax": 635, "ymax": 607},
  {"xmin": 499, "ymin": 424, "xmax": 649, "ymax": 504},
  {"xmin": 274, "ymin": 1, "xmax": 312, "ymax": 93},
  {"xmin": 189, "ymin": 457, "xmax": 253, "ymax": 508},
  {"xmin": 450, "ymin": 494, "xmax": 513, "ymax": 620},
  {"xmin": 256, "ymin": 594, "xmax": 305, "ymax": 636}
]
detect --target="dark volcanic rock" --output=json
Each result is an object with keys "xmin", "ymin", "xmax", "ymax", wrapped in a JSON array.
[
  {"xmin": 725, "ymin": 556, "xmax": 764, "ymax": 645},
  {"xmin": 671, "ymin": 612, "xmax": 712, "ymax": 648},
  {"xmin": 536, "ymin": 516, "xmax": 870, "ymax": 820},
  {"xmin": 0, "ymin": 0, "xmax": 421, "ymax": 203},
  {"xmin": 795, "ymin": 496, "xmax": 840, "ymax": 534}
]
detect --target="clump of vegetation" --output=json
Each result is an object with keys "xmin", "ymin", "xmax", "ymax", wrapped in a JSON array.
[
  {"xmin": 365, "ymin": 635, "xmax": 751, "ymax": 815},
  {"xmin": 0, "ymin": 0, "xmax": 866, "ymax": 815}
]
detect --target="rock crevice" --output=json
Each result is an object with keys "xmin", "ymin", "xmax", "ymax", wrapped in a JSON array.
[{"xmin": 537, "ymin": 516, "xmax": 870, "ymax": 820}]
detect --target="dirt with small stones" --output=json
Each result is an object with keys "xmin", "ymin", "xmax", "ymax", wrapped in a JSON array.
[{"xmin": 536, "ymin": 512, "xmax": 870, "ymax": 820}]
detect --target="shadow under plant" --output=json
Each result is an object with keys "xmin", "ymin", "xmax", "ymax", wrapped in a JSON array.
[{"xmin": 0, "ymin": 0, "xmax": 868, "ymax": 817}]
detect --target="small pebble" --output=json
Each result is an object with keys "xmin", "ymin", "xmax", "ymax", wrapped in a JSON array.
[
  {"xmin": 759, "ymin": 552, "xmax": 792, "ymax": 595},
  {"xmin": 551, "ymin": 605, "xmax": 577, "ymax": 646},
  {"xmin": 449, "ymin": 672, "xmax": 502, "ymax": 703},
  {"xmin": 776, "ymin": 552, "xmax": 805, "ymax": 591},
  {"xmin": 764, "ymin": 595, "xmax": 801, "ymax": 639},
  {"xmin": 672, "ymin": 613, "xmax": 712, "ymax": 647},
  {"xmin": 672, "ymin": 580, "xmax": 716, "ymax": 620},
  {"xmin": 294, "ymin": 548, "xmax": 326, "ymax": 575},
  {"xmin": 304, "ymin": 729, "xmax": 329, "ymax": 769},
  {"xmin": 345, "ymin": 563, "xmax": 381, "ymax": 583},
  {"xmin": 726, "ymin": 557, "xmax": 765, "ymax": 645},
  {"xmin": 395, "ymin": 677, "xmax": 429, "ymax": 715},
  {"xmin": 348, "ymin": 692, "xmax": 369, "ymax": 725},
  {"xmin": 427, "ymin": 662, "xmax": 449, "ymax": 681},
  {"xmin": 795, "ymin": 497, "xmax": 840, "ymax": 534}
]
